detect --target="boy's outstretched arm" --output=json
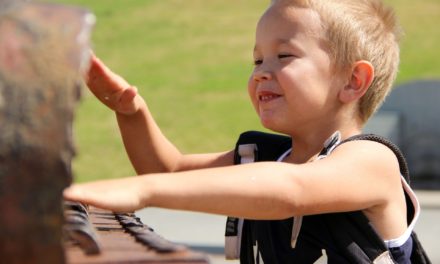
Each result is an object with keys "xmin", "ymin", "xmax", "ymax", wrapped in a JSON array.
[
  {"xmin": 64, "ymin": 140, "xmax": 403, "ymax": 222},
  {"xmin": 86, "ymin": 53, "xmax": 234, "ymax": 174}
]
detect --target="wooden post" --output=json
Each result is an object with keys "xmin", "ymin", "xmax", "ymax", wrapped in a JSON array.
[{"xmin": 0, "ymin": 2, "xmax": 93, "ymax": 263}]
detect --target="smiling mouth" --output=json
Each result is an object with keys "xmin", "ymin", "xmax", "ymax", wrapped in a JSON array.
[{"xmin": 259, "ymin": 94, "xmax": 281, "ymax": 102}]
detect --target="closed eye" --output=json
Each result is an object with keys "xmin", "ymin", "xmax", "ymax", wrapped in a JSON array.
[
  {"xmin": 278, "ymin": 54, "xmax": 294, "ymax": 59},
  {"xmin": 253, "ymin": 59, "xmax": 263, "ymax": 66},
  {"xmin": 253, "ymin": 54, "xmax": 295, "ymax": 65}
]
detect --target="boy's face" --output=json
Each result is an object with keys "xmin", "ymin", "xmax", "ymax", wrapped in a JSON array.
[{"xmin": 248, "ymin": 3, "xmax": 344, "ymax": 135}]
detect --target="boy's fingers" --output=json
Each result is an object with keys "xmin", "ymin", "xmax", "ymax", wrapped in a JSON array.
[
  {"xmin": 63, "ymin": 182, "xmax": 141, "ymax": 213},
  {"xmin": 64, "ymin": 183, "xmax": 108, "ymax": 207},
  {"xmin": 120, "ymin": 86, "xmax": 137, "ymax": 105},
  {"xmin": 96, "ymin": 86, "xmax": 138, "ymax": 114},
  {"xmin": 85, "ymin": 55, "xmax": 105, "ymax": 84},
  {"xmin": 63, "ymin": 185, "xmax": 86, "ymax": 202},
  {"xmin": 83, "ymin": 53, "xmax": 136, "ymax": 113},
  {"xmin": 86, "ymin": 55, "xmax": 130, "ymax": 95}
]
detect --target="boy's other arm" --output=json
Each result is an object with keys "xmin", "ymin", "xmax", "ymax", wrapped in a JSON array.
[
  {"xmin": 87, "ymin": 54, "xmax": 234, "ymax": 174},
  {"xmin": 116, "ymin": 106, "xmax": 234, "ymax": 173}
]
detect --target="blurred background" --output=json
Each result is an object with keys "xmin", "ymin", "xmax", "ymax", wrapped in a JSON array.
[
  {"xmin": 51, "ymin": 0, "xmax": 440, "ymax": 263},
  {"xmin": 50, "ymin": 0, "xmax": 440, "ymax": 182}
]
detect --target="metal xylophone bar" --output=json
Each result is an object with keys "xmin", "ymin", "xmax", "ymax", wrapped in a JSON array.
[{"xmin": 64, "ymin": 201, "xmax": 210, "ymax": 264}]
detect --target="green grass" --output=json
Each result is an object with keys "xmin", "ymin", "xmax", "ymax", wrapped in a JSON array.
[
  {"xmin": 387, "ymin": 0, "xmax": 440, "ymax": 81},
  {"xmin": 50, "ymin": 0, "xmax": 440, "ymax": 182}
]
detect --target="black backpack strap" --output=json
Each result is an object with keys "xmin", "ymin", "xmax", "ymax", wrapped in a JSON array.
[
  {"xmin": 233, "ymin": 130, "xmax": 291, "ymax": 164},
  {"xmin": 225, "ymin": 131, "xmax": 291, "ymax": 260}
]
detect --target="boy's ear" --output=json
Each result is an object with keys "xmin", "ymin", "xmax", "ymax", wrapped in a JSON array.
[{"xmin": 339, "ymin": 60, "xmax": 374, "ymax": 103}]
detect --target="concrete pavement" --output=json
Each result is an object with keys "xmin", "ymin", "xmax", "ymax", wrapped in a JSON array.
[
  {"xmin": 137, "ymin": 190, "xmax": 440, "ymax": 263},
  {"xmin": 413, "ymin": 191, "xmax": 440, "ymax": 263}
]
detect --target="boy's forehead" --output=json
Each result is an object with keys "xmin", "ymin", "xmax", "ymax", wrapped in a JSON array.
[{"xmin": 257, "ymin": 3, "xmax": 323, "ymax": 39}]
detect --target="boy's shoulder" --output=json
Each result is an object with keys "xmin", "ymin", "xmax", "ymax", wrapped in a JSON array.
[
  {"xmin": 235, "ymin": 130, "xmax": 409, "ymax": 182},
  {"xmin": 338, "ymin": 134, "xmax": 409, "ymax": 181}
]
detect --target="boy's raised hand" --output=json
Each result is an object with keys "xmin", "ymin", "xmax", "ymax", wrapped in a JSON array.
[{"xmin": 86, "ymin": 53, "xmax": 142, "ymax": 115}]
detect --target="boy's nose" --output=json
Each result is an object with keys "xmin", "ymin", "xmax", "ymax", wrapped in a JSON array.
[{"xmin": 253, "ymin": 68, "xmax": 273, "ymax": 82}]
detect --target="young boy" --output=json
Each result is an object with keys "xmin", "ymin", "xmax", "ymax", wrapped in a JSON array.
[{"xmin": 64, "ymin": 0, "xmax": 421, "ymax": 263}]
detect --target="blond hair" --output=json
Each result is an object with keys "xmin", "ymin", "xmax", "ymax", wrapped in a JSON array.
[{"xmin": 271, "ymin": 0, "xmax": 402, "ymax": 123}]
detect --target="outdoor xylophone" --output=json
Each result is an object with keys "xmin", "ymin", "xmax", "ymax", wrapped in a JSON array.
[{"xmin": 63, "ymin": 201, "xmax": 209, "ymax": 264}]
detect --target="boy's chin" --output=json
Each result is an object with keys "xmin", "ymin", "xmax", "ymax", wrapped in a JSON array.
[
  {"xmin": 259, "ymin": 117, "xmax": 273, "ymax": 129},
  {"xmin": 260, "ymin": 119, "xmax": 285, "ymax": 134}
]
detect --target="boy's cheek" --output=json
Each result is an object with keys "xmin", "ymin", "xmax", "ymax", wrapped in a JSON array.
[{"xmin": 247, "ymin": 83, "xmax": 259, "ymax": 112}]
